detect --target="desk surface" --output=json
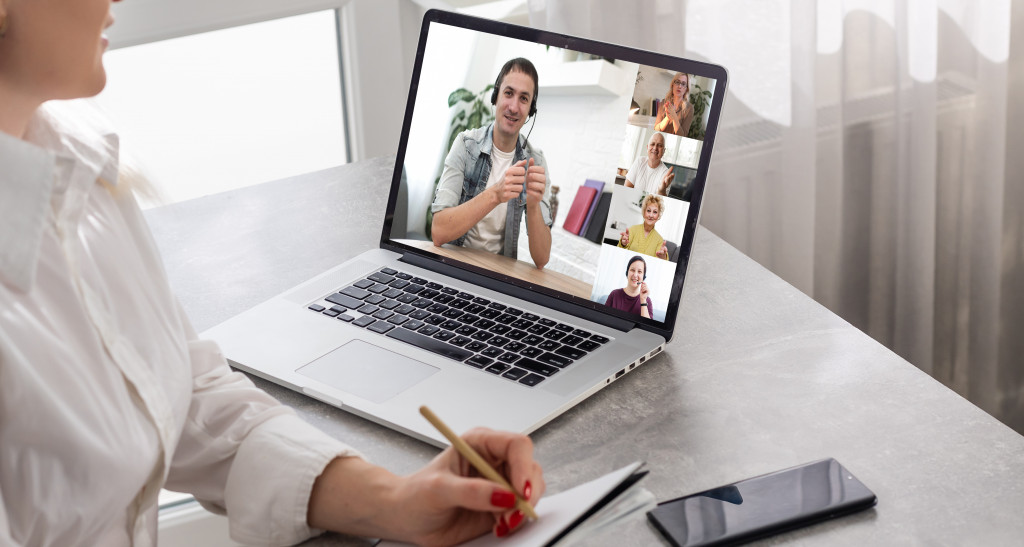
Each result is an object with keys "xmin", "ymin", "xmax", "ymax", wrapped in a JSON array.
[{"xmin": 145, "ymin": 157, "xmax": 1024, "ymax": 546}]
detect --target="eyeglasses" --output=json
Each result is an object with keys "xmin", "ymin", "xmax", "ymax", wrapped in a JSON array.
[{"xmin": 672, "ymin": 80, "xmax": 686, "ymax": 86}]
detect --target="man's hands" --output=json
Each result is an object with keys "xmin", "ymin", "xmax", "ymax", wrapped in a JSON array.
[
  {"xmin": 491, "ymin": 158, "xmax": 546, "ymax": 208},
  {"xmin": 658, "ymin": 166, "xmax": 675, "ymax": 195}
]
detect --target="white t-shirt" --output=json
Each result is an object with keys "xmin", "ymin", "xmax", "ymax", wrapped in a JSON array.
[
  {"xmin": 626, "ymin": 156, "xmax": 670, "ymax": 194},
  {"xmin": 464, "ymin": 146, "xmax": 515, "ymax": 253}
]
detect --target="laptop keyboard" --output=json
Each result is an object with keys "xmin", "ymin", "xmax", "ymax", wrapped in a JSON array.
[{"xmin": 306, "ymin": 268, "xmax": 610, "ymax": 387}]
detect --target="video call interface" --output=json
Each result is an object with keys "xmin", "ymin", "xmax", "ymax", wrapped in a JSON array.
[{"xmin": 392, "ymin": 21, "xmax": 718, "ymax": 324}]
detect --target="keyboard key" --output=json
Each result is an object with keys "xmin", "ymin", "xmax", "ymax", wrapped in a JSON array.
[
  {"xmin": 538, "ymin": 318, "xmax": 556, "ymax": 326},
  {"xmin": 522, "ymin": 347, "xmax": 543, "ymax": 358},
  {"xmin": 555, "ymin": 346, "xmax": 587, "ymax": 360},
  {"xmin": 522, "ymin": 335, "xmax": 544, "ymax": 345},
  {"xmin": 466, "ymin": 355, "xmax": 493, "ymax": 368},
  {"xmin": 538, "ymin": 340, "xmax": 561, "ymax": 352},
  {"xmin": 365, "ymin": 294, "xmax": 386, "ymax": 305},
  {"xmin": 561, "ymin": 335, "xmax": 584, "ymax": 346},
  {"xmin": 440, "ymin": 287, "xmax": 459, "ymax": 295},
  {"xmin": 420, "ymin": 288, "xmax": 440, "ymax": 298},
  {"xmin": 504, "ymin": 341, "xmax": 527, "ymax": 353},
  {"xmin": 505, "ymin": 308, "xmax": 523, "ymax": 316},
  {"xmin": 489, "ymin": 324, "xmax": 512, "ymax": 335},
  {"xmin": 465, "ymin": 304, "xmax": 486, "ymax": 315},
  {"xmin": 537, "ymin": 352, "xmax": 573, "ymax": 368},
  {"xmin": 419, "ymin": 325, "xmax": 440, "ymax": 336},
  {"xmin": 381, "ymin": 267, "xmax": 398, "ymax": 275},
  {"xmin": 519, "ymin": 373, "xmax": 545, "ymax": 386},
  {"xmin": 367, "ymin": 283, "xmax": 389, "ymax": 294},
  {"xmin": 471, "ymin": 331, "xmax": 494, "ymax": 342},
  {"xmin": 502, "ymin": 368, "xmax": 528, "ymax": 381},
  {"xmin": 425, "ymin": 281, "xmax": 442, "ymax": 290},
  {"xmin": 488, "ymin": 302, "xmax": 507, "ymax": 311},
  {"xmin": 526, "ymin": 324, "xmax": 550, "ymax": 335},
  {"xmin": 354, "ymin": 278, "xmax": 375, "ymax": 289},
  {"xmin": 459, "ymin": 314, "xmax": 480, "ymax": 325},
  {"xmin": 457, "ymin": 292, "xmax": 474, "ymax": 300},
  {"xmin": 442, "ymin": 308, "xmax": 465, "ymax": 319},
  {"xmin": 329, "ymin": 305, "xmax": 347, "ymax": 314},
  {"xmin": 379, "ymin": 299, "xmax": 401, "ymax": 310},
  {"xmin": 388, "ymin": 279, "xmax": 410, "ymax": 290},
  {"xmin": 481, "ymin": 346, "xmax": 504, "ymax": 358},
  {"xmin": 479, "ymin": 309, "xmax": 501, "ymax": 319},
  {"xmin": 511, "ymin": 319, "xmax": 532, "ymax": 329},
  {"xmin": 485, "ymin": 363, "xmax": 512, "ymax": 375},
  {"xmin": 387, "ymin": 315, "xmax": 409, "ymax": 325},
  {"xmin": 427, "ymin": 303, "xmax": 449, "ymax": 314},
  {"xmin": 516, "ymin": 358, "xmax": 559, "ymax": 376},
  {"xmin": 411, "ymin": 277, "xmax": 428, "ymax": 285},
  {"xmin": 506, "ymin": 329, "xmax": 527, "ymax": 341},
  {"xmin": 440, "ymin": 320, "xmax": 462, "ymax": 331},
  {"xmin": 522, "ymin": 313, "xmax": 539, "ymax": 321},
  {"xmin": 433, "ymin": 330, "xmax": 455, "ymax": 342},
  {"xmin": 474, "ymin": 318, "xmax": 496, "ymax": 329},
  {"xmin": 555, "ymin": 323, "xmax": 574, "ymax": 332},
  {"xmin": 395, "ymin": 272, "xmax": 412, "ymax": 280},
  {"xmin": 425, "ymin": 315, "xmax": 446, "ymax": 325},
  {"xmin": 455, "ymin": 325, "xmax": 478, "ymax": 336},
  {"xmin": 372, "ymin": 309, "xmax": 394, "ymax": 320},
  {"xmin": 368, "ymin": 321, "xmax": 395, "ymax": 334},
  {"xmin": 341, "ymin": 286, "xmax": 371, "ymax": 300},
  {"xmin": 543, "ymin": 330, "xmax": 567, "ymax": 341},
  {"xmin": 590, "ymin": 334, "xmax": 610, "ymax": 344},
  {"xmin": 395, "ymin": 304, "xmax": 416, "ymax": 315},
  {"xmin": 409, "ymin": 309, "xmax": 431, "ymax": 320},
  {"xmin": 396, "ymin": 293, "xmax": 418, "ymax": 304},
  {"xmin": 435, "ymin": 294, "xmax": 455, "ymax": 304},
  {"xmin": 386, "ymin": 327, "xmax": 471, "ymax": 361},
  {"xmin": 472, "ymin": 297, "xmax": 491, "ymax": 305},
  {"xmin": 353, "ymin": 315, "xmax": 375, "ymax": 327},
  {"xmin": 572, "ymin": 329, "xmax": 591, "ymax": 338},
  {"xmin": 336, "ymin": 313, "xmax": 354, "ymax": 322},
  {"xmin": 403, "ymin": 284, "xmax": 425, "ymax": 294},
  {"xmin": 322, "ymin": 309, "xmax": 340, "ymax": 317},
  {"xmin": 495, "ymin": 314, "xmax": 516, "ymax": 325},
  {"xmin": 450, "ymin": 336, "xmax": 472, "ymax": 347},
  {"xmin": 308, "ymin": 304, "xmax": 325, "ymax": 312},
  {"xmin": 578, "ymin": 340, "xmax": 601, "ymax": 352},
  {"xmin": 357, "ymin": 304, "xmax": 379, "ymax": 314},
  {"xmin": 326, "ymin": 293, "xmax": 362, "ymax": 308},
  {"xmin": 382, "ymin": 288, "xmax": 404, "ymax": 299},
  {"xmin": 449, "ymin": 299, "xmax": 470, "ymax": 309},
  {"xmin": 368, "ymin": 272, "xmax": 395, "ymax": 284},
  {"xmin": 489, "ymin": 336, "xmax": 510, "ymax": 348},
  {"xmin": 412, "ymin": 298, "xmax": 433, "ymax": 308},
  {"xmin": 498, "ymin": 352, "xmax": 520, "ymax": 364},
  {"xmin": 403, "ymin": 319, "xmax": 425, "ymax": 330},
  {"xmin": 465, "ymin": 341, "xmax": 487, "ymax": 352}
]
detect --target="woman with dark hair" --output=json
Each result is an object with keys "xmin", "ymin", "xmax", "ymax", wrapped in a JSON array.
[{"xmin": 604, "ymin": 256, "xmax": 654, "ymax": 318}]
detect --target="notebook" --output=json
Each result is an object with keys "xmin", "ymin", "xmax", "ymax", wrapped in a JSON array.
[{"xmin": 202, "ymin": 9, "xmax": 728, "ymax": 447}]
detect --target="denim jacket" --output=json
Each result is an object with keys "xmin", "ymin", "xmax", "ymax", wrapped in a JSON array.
[{"xmin": 431, "ymin": 123, "xmax": 552, "ymax": 260}]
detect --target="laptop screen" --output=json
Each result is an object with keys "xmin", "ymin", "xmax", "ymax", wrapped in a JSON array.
[{"xmin": 385, "ymin": 11, "xmax": 726, "ymax": 331}]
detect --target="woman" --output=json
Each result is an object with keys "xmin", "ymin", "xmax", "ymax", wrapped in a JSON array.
[
  {"xmin": 604, "ymin": 256, "xmax": 654, "ymax": 319},
  {"xmin": 0, "ymin": 1, "xmax": 543, "ymax": 546},
  {"xmin": 618, "ymin": 193, "xmax": 670, "ymax": 260},
  {"xmin": 654, "ymin": 72, "xmax": 694, "ymax": 137}
]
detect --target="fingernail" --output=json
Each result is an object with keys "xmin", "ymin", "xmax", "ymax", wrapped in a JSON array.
[
  {"xmin": 509, "ymin": 510, "xmax": 524, "ymax": 529},
  {"xmin": 524, "ymin": 480, "xmax": 532, "ymax": 500},
  {"xmin": 491, "ymin": 488, "xmax": 516, "ymax": 509},
  {"xmin": 495, "ymin": 517, "xmax": 510, "ymax": 538}
]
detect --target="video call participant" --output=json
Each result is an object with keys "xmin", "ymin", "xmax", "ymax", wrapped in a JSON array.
[
  {"xmin": 655, "ymin": 72, "xmax": 694, "ymax": 137},
  {"xmin": 624, "ymin": 132, "xmax": 675, "ymax": 196},
  {"xmin": 604, "ymin": 256, "xmax": 654, "ymax": 319},
  {"xmin": 618, "ymin": 194, "xmax": 669, "ymax": 260},
  {"xmin": 431, "ymin": 57, "xmax": 553, "ymax": 269}
]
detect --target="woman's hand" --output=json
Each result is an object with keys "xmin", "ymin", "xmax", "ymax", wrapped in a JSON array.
[
  {"xmin": 657, "ymin": 241, "xmax": 669, "ymax": 260},
  {"xmin": 619, "ymin": 229, "xmax": 631, "ymax": 247},
  {"xmin": 308, "ymin": 428, "xmax": 545, "ymax": 547}
]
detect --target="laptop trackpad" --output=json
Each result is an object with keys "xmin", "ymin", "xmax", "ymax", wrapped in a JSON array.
[{"xmin": 297, "ymin": 340, "xmax": 439, "ymax": 404}]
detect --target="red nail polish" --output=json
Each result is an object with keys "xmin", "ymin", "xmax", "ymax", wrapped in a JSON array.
[
  {"xmin": 495, "ymin": 517, "xmax": 510, "ymax": 538},
  {"xmin": 509, "ymin": 510, "xmax": 524, "ymax": 529},
  {"xmin": 524, "ymin": 480, "xmax": 532, "ymax": 500},
  {"xmin": 491, "ymin": 489, "xmax": 516, "ymax": 509}
]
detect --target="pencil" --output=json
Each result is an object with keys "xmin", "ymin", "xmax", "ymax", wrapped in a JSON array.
[{"xmin": 419, "ymin": 405, "xmax": 539, "ymax": 520}]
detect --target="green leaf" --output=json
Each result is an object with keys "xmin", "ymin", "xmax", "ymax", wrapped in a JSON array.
[{"xmin": 448, "ymin": 88, "xmax": 476, "ymax": 107}]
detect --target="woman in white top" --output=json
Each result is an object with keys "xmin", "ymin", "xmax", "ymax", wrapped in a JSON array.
[{"xmin": 0, "ymin": 1, "xmax": 543, "ymax": 546}]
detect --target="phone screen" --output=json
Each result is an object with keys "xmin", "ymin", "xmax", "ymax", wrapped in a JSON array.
[{"xmin": 647, "ymin": 458, "xmax": 876, "ymax": 546}]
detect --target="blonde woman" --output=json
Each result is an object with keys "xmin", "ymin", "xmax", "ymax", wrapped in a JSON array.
[
  {"xmin": 618, "ymin": 194, "xmax": 670, "ymax": 260},
  {"xmin": 0, "ymin": 1, "xmax": 542, "ymax": 545},
  {"xmin": 654, "ymin": 72, "xmax": 694, "ymax": 137}
]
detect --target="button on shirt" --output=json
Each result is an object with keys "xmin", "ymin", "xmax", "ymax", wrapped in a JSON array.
[{"xmin": 0, "ymin": 107, "xmax": 358, "ymax": 547}]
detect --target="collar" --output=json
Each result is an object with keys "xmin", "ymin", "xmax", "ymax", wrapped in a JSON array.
[{"xmin": 0, "ymin": 105, "xmax": 119, "ymax": 292}]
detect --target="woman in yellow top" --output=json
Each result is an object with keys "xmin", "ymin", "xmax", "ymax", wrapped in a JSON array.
[
  {"xmin": 618, "ymin": 194, "xmax": 670, "ymax": 260},
  {"xmin": 654, "ymin": 72, "xmax": 694, "ymax": 137}
]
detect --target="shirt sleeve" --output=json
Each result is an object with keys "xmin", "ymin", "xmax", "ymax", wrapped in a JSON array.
[
  {"xmin": 165, "ymin": 303, "xmax": 361, "ymax": 547},
  {"xmin": 431, "ymin": 133, "xmax": 468, "ymax": 214}
]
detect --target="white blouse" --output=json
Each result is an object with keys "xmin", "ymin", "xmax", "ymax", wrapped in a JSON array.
[{"xmin": 0, "ymin": 106, "xmax": 359, "ymax": 547}]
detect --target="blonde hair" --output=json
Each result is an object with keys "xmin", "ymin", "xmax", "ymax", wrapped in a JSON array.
[
  {"xmin": 642, "ymin": 193, "xmax": 664, "ymax": 218},
  {"xmin": 662, "ymin": 72, "xmax": 690, "ymax": 106}
]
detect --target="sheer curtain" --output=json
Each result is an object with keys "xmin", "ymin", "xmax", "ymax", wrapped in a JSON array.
[{"xmin": 528, "ymin": 0, "xmax": 1024, "ymax": 434}]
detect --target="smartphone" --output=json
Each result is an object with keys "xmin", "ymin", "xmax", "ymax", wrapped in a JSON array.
[{"xmin": 647, "ymin": 458, "xmax": 877, "ymax": 546}]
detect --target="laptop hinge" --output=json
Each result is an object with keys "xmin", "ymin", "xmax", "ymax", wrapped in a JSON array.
[{"xmin": 398, "ymin": 251, "xmax": 636, "ymax": 332}]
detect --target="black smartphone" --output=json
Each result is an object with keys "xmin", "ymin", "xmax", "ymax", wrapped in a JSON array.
[{"xmin": 647, "ymin": 458, "xmax": 877, "ymax": 546}]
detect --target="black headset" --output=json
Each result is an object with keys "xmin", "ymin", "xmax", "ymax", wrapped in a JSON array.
[{"xmin": 626, "ymin": 256, "xmax": 647, "ymax": 281}]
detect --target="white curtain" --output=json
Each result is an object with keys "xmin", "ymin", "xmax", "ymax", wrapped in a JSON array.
[{"xmin": 528, "ymin": 0, "xmax": 1024, "ymax": 434}]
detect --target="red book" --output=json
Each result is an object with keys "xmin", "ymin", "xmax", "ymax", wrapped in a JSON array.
[{"xmin": 562, "ymin": 186, "xmax": 597, "ymax": 235}]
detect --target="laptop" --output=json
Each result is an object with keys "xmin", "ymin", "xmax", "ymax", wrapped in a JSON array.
[{"xmin": 203, "ymin": 9, "xmax": 728, "ymax": 447}]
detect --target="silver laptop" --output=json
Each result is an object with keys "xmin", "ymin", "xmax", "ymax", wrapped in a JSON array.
[{"xmin": 203, "ymin": 10, "xmax": 727, "ymax": 447}]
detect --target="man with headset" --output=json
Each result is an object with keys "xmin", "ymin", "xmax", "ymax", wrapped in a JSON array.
[{"xmin": 431, "ymin": 57, "xmax": 553, "ymax": 269}]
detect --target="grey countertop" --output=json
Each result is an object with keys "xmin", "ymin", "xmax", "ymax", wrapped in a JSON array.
[{"xmin": 145, "ymin": 156, "xmax": 1024, "ymax": 546}]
